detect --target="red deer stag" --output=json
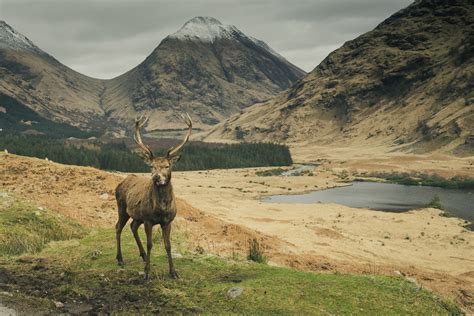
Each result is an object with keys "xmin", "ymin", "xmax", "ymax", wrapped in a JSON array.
[{"xmin": 115, "ymin": 113, "xmax": 192, "ymax": 279}]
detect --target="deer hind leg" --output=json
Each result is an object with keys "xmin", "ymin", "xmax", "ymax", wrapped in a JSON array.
[
  {"xmin": 162, "ymin": 223, "xmax": 179, "ymax": 279},
  {"xmin": 115, "ymin": 202, "xmax": 130, "ymax": 267},
  {"xmin": 144, "ymin": 221, "xmax": 154, "ymax": 280},
  {"xmin": 130, "ymin": 219, "xmax": 146, "ymax": 261}
]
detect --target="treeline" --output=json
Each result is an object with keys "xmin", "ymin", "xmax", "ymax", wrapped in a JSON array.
[
  {"xmin": 0, "ymin": 134, "xmax": 292, "ymax": 172},
  {"xmin": 174, "ymin": 142, "xmax": 293, "ymax": 170},
  {"xmin": 0, "ymin": 135, "xmax": 147, "ymax": 172}
]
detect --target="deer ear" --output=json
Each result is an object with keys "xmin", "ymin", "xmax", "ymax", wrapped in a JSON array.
[{"xmin": 169, "ymin": 154, "xmax": 181, "ymax": 165}]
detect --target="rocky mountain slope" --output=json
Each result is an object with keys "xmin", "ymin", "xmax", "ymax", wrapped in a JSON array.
[
  {"xmin": 0, "ymin": 17, "xmax": 304, "ymax": 134},
  {"xmin": 0, "ymin": 21, "xmax": 105, "ymax": 132},
  {"xmin": 102, "ymin": 17, "xmax": 304, "ymax": 130},
  {"xmin": 203, "ymin": 0, "xmax": 474, "ymax": 155}
]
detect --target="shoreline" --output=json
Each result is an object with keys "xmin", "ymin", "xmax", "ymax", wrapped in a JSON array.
[{"xmin": 260, "ymin": 180, "xmax": 473, "ymax": 227}]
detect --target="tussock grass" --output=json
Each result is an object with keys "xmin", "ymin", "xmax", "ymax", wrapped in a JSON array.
[
  {"xmin": 247, "ymin": 238, "xmax": 267, "ymax": 264},
  {"xmin": 427, "ymin": 194, "xmax": 444, "ymax": 210},
  {"xmin": 0, "ymin": 194, "xmax": 86, "ymax": 256}
]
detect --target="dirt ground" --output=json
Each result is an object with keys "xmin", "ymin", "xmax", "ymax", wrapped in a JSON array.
[
  {"xmin": 1, "ymin": 150, "xmax": 473, "ymax": 311},
  {"xmin": 290, "ymin": 144, "xmax": 474, "ymax": 178}
]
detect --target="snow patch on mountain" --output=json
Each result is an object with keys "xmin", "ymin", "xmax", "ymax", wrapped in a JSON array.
[
  {"xmin": 169, "ymin": 16, "xmax": 290, "ymax": 63},
  {"xmin": 169, "ymin": 16, "xmax": 240, "ymax": 43},
  {"xmin": 0, "ymin": 21, "xmax": 39, "ymax": 52}
]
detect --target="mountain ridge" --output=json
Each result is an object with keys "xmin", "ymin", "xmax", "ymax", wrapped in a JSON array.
[
  {"xmin": 0, "ymin": 20, "xmax": 40, "ymax": 53},
  {"xmin": 102, "ymin": 16, "xmax": 305, "ymax": 131},
  {"xmin": 202, "ymin": 0, "xmax": 474, "ymax": 156},
  {"xmin": 0, "ymin": 17, "xmax": 305, "ymax": 134}
]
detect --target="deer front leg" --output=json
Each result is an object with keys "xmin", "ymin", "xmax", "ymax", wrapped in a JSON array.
[
  {"xmin": 144, "ymin": 221, "xmax": 153, "ymax": 280},
  {"xmin": 130, "ymin": 219, "xmax": 146, "ymax": 261},
  {"xmin": 161, "ymin": 223, "xmax": 179, "ymax": 279},
  {"xmin": 115, "ymin": 213, "xmax": 129, "ymax": 267}
]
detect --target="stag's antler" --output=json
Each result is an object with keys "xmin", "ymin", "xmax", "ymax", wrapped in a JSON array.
[
  {"xmin": 133, "ymin": 114, "xmax": 154, "ymax": 162},
  {"xmin": 167, "ymin": 113, "xmax": 192, "ymax": 158}
]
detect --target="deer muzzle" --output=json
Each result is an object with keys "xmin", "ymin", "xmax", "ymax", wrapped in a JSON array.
[{"xmin": 153, "ymin": 175, "xmax": 168, "ymax": 186}]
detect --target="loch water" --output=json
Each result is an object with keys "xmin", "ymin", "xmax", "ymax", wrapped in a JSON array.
[{"xmin": 264, "ymin": 181, "xmax": 474, "ymax": 224}]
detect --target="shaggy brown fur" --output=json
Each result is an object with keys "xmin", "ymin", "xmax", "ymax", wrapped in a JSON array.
[{"xmin": 115, "ymin": 114, "xmax": 191, "ymax": 279}]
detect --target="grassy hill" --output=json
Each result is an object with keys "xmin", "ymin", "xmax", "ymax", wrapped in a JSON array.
[{"xmin": 0, "ymin": 193, "xmax": 462, "ymax": 314}]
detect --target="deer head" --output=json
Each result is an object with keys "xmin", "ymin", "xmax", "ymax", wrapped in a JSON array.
[{"xmin": 134, "ymin": 113, "xmax": 192, "ymax": 186}]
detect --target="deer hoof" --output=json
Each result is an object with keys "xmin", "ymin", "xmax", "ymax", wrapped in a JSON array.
[
  {"xmin": 117, "ymin": 260, "xmax": 125, "ymax": 267},
  {"xmin": 144, "ymin": 264, "xmax": 151, "ymax": 279},
  {"xmin": 170, "ymin": 270, "xmax": 179, "ymax": 279},
  {"xmin": 140, "ymin": 253, "xmax": 146, "ymax": 262}
]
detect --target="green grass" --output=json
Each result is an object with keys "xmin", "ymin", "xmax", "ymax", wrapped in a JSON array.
[
  {"xmin": 0, "ymin": 194, "xmax": 463, "ymax": 314},
  {"xmin": 1, "ymin": 229, "xmax": 462, "ymax": 314},
  {"xmin": 0, "ymin": 193, "xmax": 86, "ymax": 256},
  {"xmin": 255, "ymin": 167, "xmax": 316, "ymax": 177},
  {"xmin": 426, "ymin": 194, "xmax": 444, "ymax": 210},
  {"xmin": 255, "ymin": 167, "xmax": 286, "ymax": 176}
]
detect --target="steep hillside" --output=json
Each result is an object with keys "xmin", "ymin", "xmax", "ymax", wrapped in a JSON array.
[
  {"xmin": 204, "ymin": 0, "xmax": 474, "ymax": 155},
  {"xmin": 103, "ymin": 17, "xmax": 304, "ymax": 130},
  {"xmin": 0, "ymin": 17, "xmax": 304, "ymax": 135},
  {"xmin": 0, "ymin": 21, "xmax": 105, "ymax": 132}
]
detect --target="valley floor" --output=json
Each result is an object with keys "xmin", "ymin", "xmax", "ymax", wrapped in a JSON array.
[
  {"xmin": 172, "ymin": 159, "xmax": 474, "ymax": 312},
  {"xmin": 1, "ymin": 148, "xmax": 473, "ymax": 312},
  {"xmin": 290, "ymin": 144, "xmax": 473, "ymax": 178}
]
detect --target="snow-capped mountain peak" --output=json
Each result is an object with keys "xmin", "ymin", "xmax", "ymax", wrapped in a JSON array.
[
  {"xmin": 0, "ymin": 21, "xmax": 39, "ymax": 52},
  {"xmin": 169, "ymin": 16, "xmax": 241, "ymax": 43},
  {"xmin": 167, "ymin": 16, "xmax": 288, "ymax": 62}
]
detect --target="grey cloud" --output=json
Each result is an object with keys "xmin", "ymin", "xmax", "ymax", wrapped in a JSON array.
[{"xmin": 0, "ymin": 0, "xmax": 413, "ymax": 78}]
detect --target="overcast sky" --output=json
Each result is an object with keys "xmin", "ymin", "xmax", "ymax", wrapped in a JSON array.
[{"xmin": 0, "ymin": 0, "xmax": 412, "ymax": 79}]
